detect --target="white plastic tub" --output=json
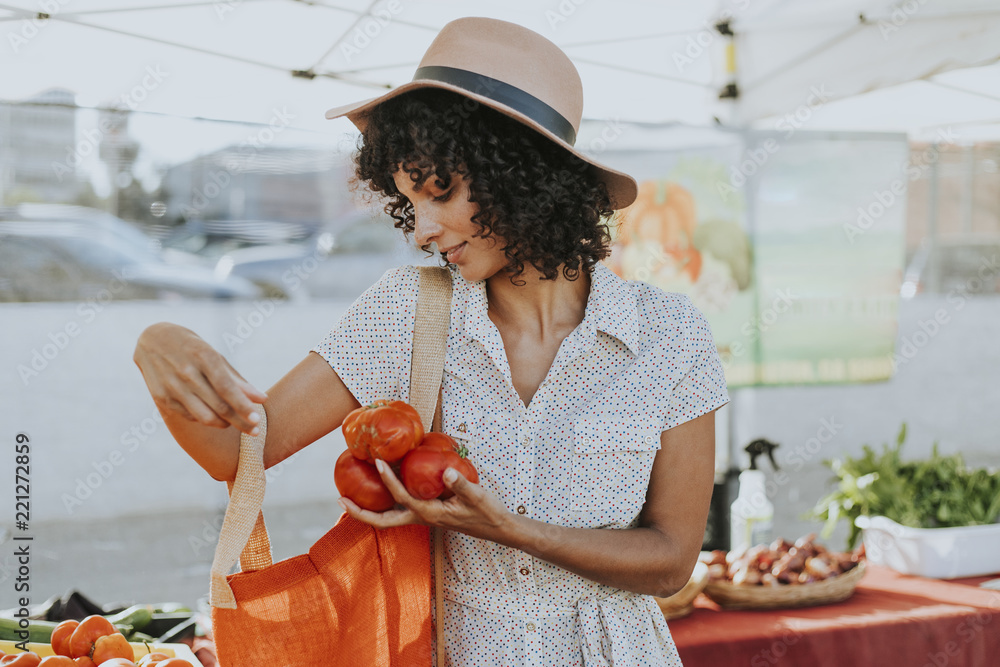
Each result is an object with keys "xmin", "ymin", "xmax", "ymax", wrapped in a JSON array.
[{"xmin": 856, "ymin": 515, "xmax": 1000, "ymax": 579}]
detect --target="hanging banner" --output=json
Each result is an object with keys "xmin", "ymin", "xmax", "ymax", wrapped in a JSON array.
[{"xmin": 600, "ymin": 129, "xmax": 908, "ymax": 386}]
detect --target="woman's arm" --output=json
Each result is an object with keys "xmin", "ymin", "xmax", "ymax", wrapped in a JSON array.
[
  {"xmin": 134, "ymin": 322, "xmax": 360, "ymax": 482},
  {"xmin": 340, "ymin": 409, "xmax": 717, "ymax": 599}
]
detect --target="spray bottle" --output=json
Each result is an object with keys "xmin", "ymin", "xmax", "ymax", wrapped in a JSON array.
[{"xmin": 730, "ymin": 438, "xmax": 779, "ymax": 553}]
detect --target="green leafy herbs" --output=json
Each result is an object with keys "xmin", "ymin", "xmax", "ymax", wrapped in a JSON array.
[{"xmin": 809, "ymin": 423, "xmax": 1000, "ymax": 549}]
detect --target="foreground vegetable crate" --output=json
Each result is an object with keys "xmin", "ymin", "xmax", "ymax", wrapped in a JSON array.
[{"xmin": 0, "ymin": 640, "xmax": 199, "ymax": 663}]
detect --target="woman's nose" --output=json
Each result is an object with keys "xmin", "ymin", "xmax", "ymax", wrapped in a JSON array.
[{"xmin": 412, "ymin": 209, "xmax": 442, "ymax": 248}]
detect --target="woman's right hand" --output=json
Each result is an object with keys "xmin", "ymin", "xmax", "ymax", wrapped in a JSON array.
[{"xmin": 134, "ymin": 322, "xmax": 268, "ymax": 435}]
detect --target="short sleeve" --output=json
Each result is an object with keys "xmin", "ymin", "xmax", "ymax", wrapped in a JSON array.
[
  {"xmin": 658, "ymin": 298, "xmax": 730, "ymax": 432},
  {"xmin": 311, "ymin": 265, "xmax": 419, "ymax": 407}
]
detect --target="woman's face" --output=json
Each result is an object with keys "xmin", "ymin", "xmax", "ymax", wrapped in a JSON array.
[{"xmin": 392, "ymin": 165, "xmax": 511, "ymax": 282}]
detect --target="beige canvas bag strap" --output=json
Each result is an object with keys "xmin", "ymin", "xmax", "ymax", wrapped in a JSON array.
[
  {"xmin": 209, "ymin": 402, "xmax": 273, "ymax": 609},
  {"xmin": 410, "ymin": 266, "xmax": 452, "ymax": 430},
  {"xmin": 410, "ymin": 266, "xmax": 453, "ymax": 667}
]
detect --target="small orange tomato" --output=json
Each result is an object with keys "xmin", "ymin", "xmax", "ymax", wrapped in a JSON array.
[
  {"xmin": 67, "ymin": 616, "xmax": 117, "ymax": 659},
  {"xmin": 0, "ymin": 652, "xmax": 42, "ymax": 667},
  {"xmin": 154, "ymin": 660, "xmax": 193, "ymax": 667},
  {"xmin": 38, "ymin": 657, "xmax": 76, "ymax": 666},
  {"xmin": 71, "ymin": 658, "xmax": 96, "ymax": 667},
  {"xmin": 50, "ymin": 620, "xmax": 80, "ymax": 657},
  {"xmin": 135, "ymin": 654, "xmax": 170, "ymax": 666},
  {"xmin": 93, "ymin": 660, "xmax": 134, "ymax": 667},
  {"xmin": 91, "ymin": 633, "xmax": 132, "ymax": 663}
]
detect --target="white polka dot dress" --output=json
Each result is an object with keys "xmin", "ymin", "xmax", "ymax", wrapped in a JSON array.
[{"xmin": 313, "ymin": 260, "xmax": 730, "ymax": 666}]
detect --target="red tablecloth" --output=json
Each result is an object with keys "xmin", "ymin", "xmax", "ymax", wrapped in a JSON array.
[{"xmin": 669, "ymin": 565, "xmax": 1000, "ymax": 667}]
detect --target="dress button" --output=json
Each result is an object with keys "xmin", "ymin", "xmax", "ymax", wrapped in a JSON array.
[
  {"xmin": 521, "ymin": 435, "xmax": 530, "ymax": 445},
  {"xmin": 516, "ymin": 505, "xmax": 527, "ymax": 515},
  {"xmin": 520, "ymin": 567, "xmax": 530, "ymax": 576},
  {"xmin": 526, "ymin": 622, "xmax": 536, "ymax": 632}
]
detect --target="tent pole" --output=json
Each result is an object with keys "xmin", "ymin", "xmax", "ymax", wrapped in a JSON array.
[
  {"xmin": 962, "ymin": 144, "xmax": 975, "ymax": 234},
  {"xmin": 928, "ymin": 156, "xmax": 939, "ymax": 245}
]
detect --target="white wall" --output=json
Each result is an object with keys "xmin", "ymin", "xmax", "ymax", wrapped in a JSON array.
[{"xmin": 1, "ymin": 297, "xmax": 354, "ymax": 523}]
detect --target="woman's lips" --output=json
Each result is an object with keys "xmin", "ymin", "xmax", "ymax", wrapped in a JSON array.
[{"xmin": 445, "ymin": 242, "xmax": 466, "ymax": 263}]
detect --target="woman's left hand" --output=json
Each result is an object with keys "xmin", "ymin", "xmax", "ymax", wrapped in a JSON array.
[{"xmin": 338, "ymin": 460, "xmax": 513, "ymax": 542}]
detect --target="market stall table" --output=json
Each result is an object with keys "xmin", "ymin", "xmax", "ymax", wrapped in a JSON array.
[{"xmin": 668, "ymin": 564, "xmax": 1000, "ymax": 667}]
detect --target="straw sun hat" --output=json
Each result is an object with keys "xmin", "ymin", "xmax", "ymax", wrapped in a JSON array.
[{"xmin": 325, "ymin": 16, "xmax": 638, "ymax": 210}]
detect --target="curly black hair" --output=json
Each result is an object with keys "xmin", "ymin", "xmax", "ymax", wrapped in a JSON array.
[{"xmin": 350, "ymin": 88, "xmax": 616, "ymax": 284}]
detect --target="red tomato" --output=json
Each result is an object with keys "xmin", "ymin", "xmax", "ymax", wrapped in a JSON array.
[
  {"xmin": 400, "ymin": 443, "xmax": 478, "ymax": 500},
  {"xmin": 67, "ymin": 616, "xmax": 116, "ymax": 659},
  {"xmin": 334, "ymin": 449, "xmax": 395, "ymax": 511},
  {"xmin": 439, "ymin": 455, "xmax": 479, "ymax": 500},
  {"xmin": 341, "ymin": 404, "xmax": 371, "ymax": 460},
  {"xmin": 71, "ymin": 659, "xmax": 96, "ymax": 667},
  {"xmin": 418, "ymin": 432, "xmax": 459, "ymax": 453},
  {"xmin": 50, "ymin": 620, "xmax": 80, "ymax": 657},
  {"xmin": 0, "ymin": 652, "xmax": 41, "ymax": 666},
  {"xmin": 91, "ymin": 633, "xmax": 133, "ymax": 663},
  {"xmin": 38, "ymin": 658, "xmax": 75, "ymax": 666},
  {"xmin": 342, "ymin": 399, "xmax": 423, "ymax": 463}
]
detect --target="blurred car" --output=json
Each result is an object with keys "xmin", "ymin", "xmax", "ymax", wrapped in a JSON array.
[
  {"xmin": 900, "ymin": 236, "xmax": 1000, "ymax": 298},
  {"xmin": 0, "ymin": 221, "xmax": 262, "ymax": 302},
  {"xmin": 0, "ymin": 203, "xmax": 202, "ymax": 266},
  {"xmin": 162, "ymin": 218, "xmax": 314, "ymax": 263},
  {"xmin": 214, "ymin": 212, "xmax": 433, "ymax": 300}
]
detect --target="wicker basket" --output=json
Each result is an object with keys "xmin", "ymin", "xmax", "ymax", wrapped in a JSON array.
[
  {"xmin": 655, "ymin": 561, "xmax": 709, "ymax": 620},
  {"xmin": 702, "ymin": 560, "xmax": 866, "ymax": 610}
]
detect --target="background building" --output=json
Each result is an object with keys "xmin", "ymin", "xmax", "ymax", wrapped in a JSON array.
[
  {"xmin": 0, "ymin": 88, "xmax": 80, "ymax": 205},
  {"xmin": 158, "ymin": 146, "xmax": 357, "ymax": 233}
]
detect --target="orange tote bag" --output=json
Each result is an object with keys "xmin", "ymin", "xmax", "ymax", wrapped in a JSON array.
[{"xmin": 208, "ymin": 266, "xmax": 453, "ymax": 667}]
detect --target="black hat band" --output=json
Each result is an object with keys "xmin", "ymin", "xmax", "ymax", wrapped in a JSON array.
[{"xmin": 412, "ymin": 65, "xmax": 577, "ymax": 145}]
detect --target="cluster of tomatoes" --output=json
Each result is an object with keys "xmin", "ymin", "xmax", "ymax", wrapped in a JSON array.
[
  {"xmin": 335, "ymin": 399, "xmax": 479, "ymax": 511},
  {"xmin": 0, "ymin": 616, "xmax": 193, "ymax": 667}
]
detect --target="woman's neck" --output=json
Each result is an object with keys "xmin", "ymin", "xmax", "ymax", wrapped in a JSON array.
[{"xmin": 485, "ymin": 265, "xmax": 592, "ymax": 339}]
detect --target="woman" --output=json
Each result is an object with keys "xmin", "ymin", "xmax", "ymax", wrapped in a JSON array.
[{"xmin": 134, "ymin": 17, "xmax": 728, "ymax": 666}]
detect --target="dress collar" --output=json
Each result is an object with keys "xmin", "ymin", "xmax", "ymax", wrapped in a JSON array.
[
  {"xmin": 588, "ymin": 261, "xmax": 642, "ymax": 356},
  {"xmin": 455, "ymin": 261, "xmax": 641, "ymax": 357}
]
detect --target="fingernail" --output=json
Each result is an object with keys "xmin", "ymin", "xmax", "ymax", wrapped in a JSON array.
[
  {"xmin": 375, "ymin": 459, "xmax": 384, "ymax": 473},
  {"xmin": 250, "ymin": 427, "xmax": 260, "ymax": 436},
  {"xmin": 444, "ymin": 468, "xmax": 457, "ymax": 483},
  {"xmin": 248, "ymin": 411, "xmax": 260, "ymax": 424},
  {"xmin": 337, "ymin": 499, "xmax": 346, "ymax": 511}
]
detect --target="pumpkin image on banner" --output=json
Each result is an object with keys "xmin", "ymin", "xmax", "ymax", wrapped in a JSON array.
[
  {"xmin": 611, "ymin": 180, "xmax": 702, "ymax": 286},
  {"xmin": 609, "ymin": 179, "xmax": 751, "ymax": 313}
]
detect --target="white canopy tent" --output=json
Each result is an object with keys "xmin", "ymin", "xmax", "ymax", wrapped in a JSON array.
[
  {"xmin": 3, "ymin": 0, "xmax": 998, "ymax": 145},
  {"xmin": 722, "ymin": 0, "xmax": 1000, "ymax": 140}
]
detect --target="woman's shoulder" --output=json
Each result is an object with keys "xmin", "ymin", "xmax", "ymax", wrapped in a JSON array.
[
  {"xmin": 366, "ymin": 263, "xmax": 458, "ymax": 291},
  {"xmin": 348, "ymin": 264, "xmax": 424, "ymax": 309},
  {"xmin": 622, "ymin": 274, "xmax": 703, "ymax": 324},
  {"xmin": 627, "ymin": 279, "xmax": 715, "ymax": 351},
  {"xmin": 349, "ymin": 263, "xmax": 462, "ymax": 322},
  {"xmin": 371, "ymin": 263, "xmax": 422, "ymax": 290}
]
